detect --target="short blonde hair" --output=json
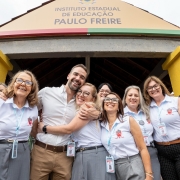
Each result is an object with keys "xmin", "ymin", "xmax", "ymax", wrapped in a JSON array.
[
  {"xmin": 143, "ymin": 76, "xmax": 171, "ymax": 105},
  {"xmin": 6, "ymin": 70, "xmax": 39, "ymax": 107}
]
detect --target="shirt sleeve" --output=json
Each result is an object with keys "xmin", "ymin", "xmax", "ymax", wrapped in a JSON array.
[{"xmin": 37, "ymin": 88, "xmax": 46, "ymax": 110}]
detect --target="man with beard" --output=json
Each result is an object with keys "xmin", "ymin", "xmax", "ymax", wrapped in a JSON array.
[{"xmin": 30, "ymin": 64, "xmax": 100, "ymax": 180}]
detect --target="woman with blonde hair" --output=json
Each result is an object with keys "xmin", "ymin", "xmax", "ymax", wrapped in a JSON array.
[
  {"xmin": 122, "ymin": 85, "xmax": 161, "ymax": 180},
  {"xmin": 0, "ymin": 70, "xmax": 39, "ymax": 180},
  {"xmin": 143, "ymin": 76, "xmax": 180, "ymax": 180}
]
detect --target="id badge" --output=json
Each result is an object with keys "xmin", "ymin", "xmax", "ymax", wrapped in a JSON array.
[
  {"xmin": 12, "ymin": 140, "xmax": 18, "ymax": 159},
  {"xmin": 67, "ymin": 142, "xmax": 75, "ymax": 157},
  {"xmin": 106, "ymin": 156, "xmax": 115, "ymax": 173},
  {"xmin": 158, "ymin": 123, "xmax": 167, "ymax": 136},
  {"xmin": 143, "ymin": 132, "xmax": 150, "ymax": 146}
]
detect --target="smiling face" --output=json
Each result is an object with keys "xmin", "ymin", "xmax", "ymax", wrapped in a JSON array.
[
  {"xmin": 98, "ymin": 85, "xmax": 111, "ymax": 101},
  {"xmin": 104, "ymin": 94, "xmax": 119, "ymax": 113},
  {"xmin": 67, "ymin": 67, "xmax": 87, "ymax": 91},
  {"xmin": 76, "ymin": 85, "xmax": 95, "ymax": 106},
  {"xmin": 13, "ymin": 72, "xmax": 32, "ymax": 99},
  {"xmin": 147, "ymin": 80, "xmax": 162, "ymax": 99},
  {"xmin": 125, "ymin": 88, "xmax": 140, "ymax": 112}
]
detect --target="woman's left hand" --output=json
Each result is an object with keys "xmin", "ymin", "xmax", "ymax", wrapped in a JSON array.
[{"xmin": 38, "ymin": 121, "xmax": 44, "ymax": 133}]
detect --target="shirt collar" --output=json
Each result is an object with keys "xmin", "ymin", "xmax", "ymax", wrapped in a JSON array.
[
  {"xmin": 101, "ymin": 118, "xmax": 121, "ymax": 129},
  {"xmin": 59, "ymin": 84, "xmax": 66, "ymax": 94},
  {"xmin": 60, "ymin": 84, "xmax": 76, "ymax": 100},
  {"xmin": 124, "ymin": 106, "xmax": 142, "ymax": 115},
  {"xmin": 5, "ymin": 97, "xmax": 31, "ymax": 109},
  {"xmin": 150, "ymin": 94, "xmax": 171, "ymax": 107}
]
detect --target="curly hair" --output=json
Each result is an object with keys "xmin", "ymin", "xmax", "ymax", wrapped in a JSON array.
[
  {"xmin": 143, "ymin": 76, "xmax": 171, "ymax": 105},
  {"xmin": 6, "ymin": 70, "xmax": 39, "ymax": 107}
]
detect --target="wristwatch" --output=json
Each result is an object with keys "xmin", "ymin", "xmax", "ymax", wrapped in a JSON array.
[{"xmin": 42, "ymin": 125, "xmax": 48, "ymax": 134}]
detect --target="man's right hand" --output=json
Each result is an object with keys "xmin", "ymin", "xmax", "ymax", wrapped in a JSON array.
[{"xmin": 0, "ymin": 92, "xmax": 7, "ymax": 101}]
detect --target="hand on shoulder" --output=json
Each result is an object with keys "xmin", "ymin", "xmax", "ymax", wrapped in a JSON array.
[{"xmin": 0, "ymin": 91, "xmax": 7, "ymax": 101}]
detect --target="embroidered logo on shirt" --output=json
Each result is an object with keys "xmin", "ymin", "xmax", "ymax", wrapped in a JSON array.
[
  {"xmin": 167, "ymin": 108, "xmax": 173, "ymax": 115},
  {"xmin": 116, "ymin": 130, "xmax": 123, "ymax": 138},
  {"xmin": 28, "ymin": 118, "xmax": 33, "ymax": 126}
]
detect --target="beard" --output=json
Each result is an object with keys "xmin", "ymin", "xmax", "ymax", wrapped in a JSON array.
[{"xmin": 68, "ymin": 79, "xmax": 81, "ymax": 91}]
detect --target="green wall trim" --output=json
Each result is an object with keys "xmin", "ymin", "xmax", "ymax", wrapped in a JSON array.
[{"xmin": 88, "ymin": 28, "xmax": 180, "ymax": 36}]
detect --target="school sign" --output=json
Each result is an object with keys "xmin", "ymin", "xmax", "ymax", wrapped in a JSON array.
[{"xmin": 0, "ymin": 0, "xmax": 180, "ymax": 38}]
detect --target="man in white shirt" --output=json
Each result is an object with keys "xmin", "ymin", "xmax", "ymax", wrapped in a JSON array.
[{"xmin": 30, "ymin": 64, "xmax": 100, "ymax": 180}]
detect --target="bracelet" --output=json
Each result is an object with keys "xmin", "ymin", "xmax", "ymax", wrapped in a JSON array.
[{"xmin": 145, "ymin": 172, "xmax": 154, "ymax": 178}]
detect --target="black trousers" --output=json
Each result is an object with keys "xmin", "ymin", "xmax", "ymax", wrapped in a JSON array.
[{"xmin": 155, "ymin": 143, "xmax": 180, "ymax": 180}]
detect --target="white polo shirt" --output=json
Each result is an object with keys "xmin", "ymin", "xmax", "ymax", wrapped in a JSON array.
[
  {"xmin": 37, "ymin": 85, "xmax": 76, "ymax": 146},
  {"xmin": 72, "ymin": 120, "xmax": 102, "ymax": 148},
  {"xmin": 124, "ymin": 106, "xmax": 154, "ymax": 143},
  {"xmin": 101, "ymin": 116, "xmax": 139, "ymax": 160},
  {"xmin": 150, "ymin": 95, "xmax": 180, "ymax": 142},
  {"xmin": 0, "ymin": 98, "xmax": 38, "ymax": 141}
]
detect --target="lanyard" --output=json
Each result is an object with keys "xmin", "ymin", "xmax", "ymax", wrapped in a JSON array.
[
  {"xmin": 13, "ymin": 107, "xmax": 25, "ymax": 138},
  {"xmin": 107, "ymin": 121, "xmax": 128, "ymax": 158},
  {"xmin": 107, "ymin": 123, "xmax": 118, "ymax": 148},
  {"xmin": 156, "ymin": 107, "xmax": 163, "ymax": 123}
]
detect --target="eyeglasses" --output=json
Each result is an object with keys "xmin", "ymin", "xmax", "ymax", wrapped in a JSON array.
[
  {"xmin": 99, "ymin": 89, "xmax": 110, "ymax": 94},
  {"xmin": 77, "ymin": 90, "xmax": 91, "ymax": 97},
  {"xmin": 147, "ymin": 84, "xmax": 160, "ymax": 92},
  {"xmin": 104, "ymin": 97, "xmax": 119, "ymax": 103},
  {"xmin": 15, "ymin": 78, "xmax": 33, "ymax": 86}
]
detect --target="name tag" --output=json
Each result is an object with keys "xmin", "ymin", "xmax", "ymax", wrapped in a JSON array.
[
  {"xmin": 67, "ymin": 142, "xmax": 75, "ymax": 157},
  {"xmin": 106, "ymin": 156, "xmax": 115, "ymax": 173},
  {"xmin": 143, "ymin": 132, "xmax": 150, "ymax": 146},
  {"xmin": 158, "ymin": 123, "xmax": 167, "ymax": 136},
  {"xmin": 12, "ymin": 140, "xmax": 18, "ymax": 159}
]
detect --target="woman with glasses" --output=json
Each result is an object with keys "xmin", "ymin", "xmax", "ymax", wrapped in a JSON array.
[
  {"xmin": 97, "ymin": 83, "xmax": 113, "ymax": 102},
  {"xmin": 143, "ymin": 76, "xmax": 180, "ymax": 180},
  {"xmin": 38, "ymin": 83, "xmax": 116, "ymax": 180},
  {"xmin": 122, "ymin": 85, "xmax": 161, "ymax": 180},
  {"xmin": 101, "ymin": 92, "xmax": 153, "ymax": 180},
  {"xmin": 0, "ymin": 70, "xmax": 39, "ymax": 180},
  {"xmin": 0, "ymin": 82, "xmax": 7, "ymax": 92}
]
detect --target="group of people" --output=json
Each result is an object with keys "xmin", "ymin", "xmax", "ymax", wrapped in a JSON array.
[{"xmin": 0, "ymin": 63, "xmax": 180, "ymax": 180}]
